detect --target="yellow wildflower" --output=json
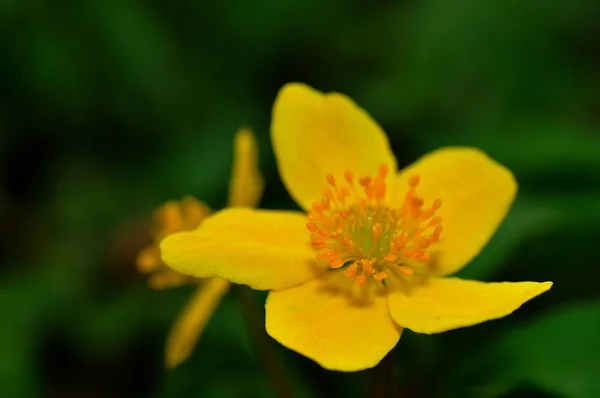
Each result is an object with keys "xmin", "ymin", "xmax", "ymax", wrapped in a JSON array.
[
  {"xmin": 160, "ymin": 84, "xmax": 552, "ymax": 372},
  {"xmin": 136, "ymin": 128, "xmax": 263, "ymax": 369}
]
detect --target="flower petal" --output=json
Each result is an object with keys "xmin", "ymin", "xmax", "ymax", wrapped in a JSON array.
[
  {"xmin": 147, "ymin": 271, "xmax": 195, "ymax": 290},
  {"xmin": 271, "ymin": 83, "xmax": 397, "ymax": 211},
  {"xmin": 228, "ymin": 128, "xmax": 264, "ymax": 208},
  {"xmin": 387, "ymin": 276, "xmax": 552, "ymax": 334},
  {"xmin": 393, "ymin": 147, "xmax": 517, "ymax": 276},
  {"xmin": 266, "ymin": 271, "xmax": 402, "ymax": 371},
  {"xmin": 152, "ymin": 197, "xmax": 211, "ymax": 241},
  {"xmin": 160, "ymin": 208, "xmax": 326, "ymax": 290},
  {"xmin": 165, "ymin": 278, "xmax": 230, "ymax": 369}
]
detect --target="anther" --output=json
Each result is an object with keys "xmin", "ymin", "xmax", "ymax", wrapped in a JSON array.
[
  {"xmin": 371, "ymin": 223, "xmax": 383, "ymax": 240},
  {"xmin": 361, "ymin": 259, "xmax": 375, "ymax": 275},
  {"xmin": 431, "ymin": 226, "xmax": 443, "ymax": 242},
  {"xmin": 403, "ymin": 249, "xmax": 416, "ymax": 257},
  {"xmin": 344, "ymin": 170, "xmax": 353, "ymax": 184},
  {"xmin": 342, "ymin": 237, "xmax": 355, "ymax": 249},
  {"xmin": 416, "ymin": 253, "xmax": 431, "ymax": 262},
  {"xmin": 356, "ymin": 274, "xmax": 367, "ymax": 286},
  {"xmin": 411, "ymin": 250, "xmax": 425, "ymax": 259},
  {"xmin": 329, "ymin": 229, "xmax": 342, "ymax": 239},
  {"xmin": 397, "ymin": 265, "xmax": 414, "ymax": 276},
  {"xmin": 359, "ymin": 176, "xmax": 371, "ymax": 187},
  {"xmin": 396, "ymin": 231, "xmax": 408, "ymax": 242},
  {"xmin": 318, "ymin": 229, "xmax": 329, "ymax": 237},
  {"xmin": 346, "ymin": 263, "xmax": 358, "ymax": 277},
  {"xmin": 374, "ymin": 272, "xmax": 387, "ymax": 281},
  {"xmin": 306, "ymin": 222, "xmax": 318, "ymax": 232},
  {"xmin": 311, "ymin": 235, "xmax": 325, "ymax": 247},
  {"xmin": 408, "ymin": 175, "xmax": 420, "ymax": 187},
  {"xmin": 317, "ymin": 248, "xmax": 336, "ymax": 260},
  {"xmin": 429, "ymin": 217, "xmax": 442, "ymax": 227},
  {"xmin": 410, "ymin": 197, "xmax": 424, "ymax": 207},
  {"xmin": 391, "ymin": 241, "xmax": 405, "ymax": 252},
  {"xmin": 326, "ymin": 174, "xmax": 336, "ymax": 186},
  {"xmin": 384, "ymin": 254, "xmax": 397, "ymax": 262}
]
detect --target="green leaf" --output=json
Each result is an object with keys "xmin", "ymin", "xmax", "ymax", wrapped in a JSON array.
[
  {"xmin": 444, "ymin": 301, "xmax": 600, "ymax": 398},
  {"xmin": 455, "ymin": 198, "xmax": 560, "ymax": 280}
]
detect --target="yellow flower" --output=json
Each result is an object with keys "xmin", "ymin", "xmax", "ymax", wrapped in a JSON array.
[
  {"xmin": 136, "ymin": 128, "xmax": 263, "ymax": 369},
  {"xmin": 160, "ymin": 84, "xmax": 553, "ymax": 372}
]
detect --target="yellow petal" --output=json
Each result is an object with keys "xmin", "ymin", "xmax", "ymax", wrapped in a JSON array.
[
  {"xmin": 228, "ymin": 128, "xmax": 264, "ymax": 208},
  {"xmin": 266, "ymin": 271, "xmax": 402, "ymax": 371},
  {"xmin": 387, "ymin": 276, "xmax": 552, "ymax": 334},
  {"xmin": 165, "ymin": 278, "xmax": 230, "ymax": 369},
  {"xmin": 393, "ymin": 147, "xmax": 517, "ymax": 276},
  {"xmin": 271, "ymin": 83, "xmax": 397, "ymax": 211},
  {"xmin": 160, "ymin": 208, "xmax": 326, "ymax": 290}
]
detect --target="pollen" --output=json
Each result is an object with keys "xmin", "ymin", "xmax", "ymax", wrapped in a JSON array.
[{"xmin": 306, "ymin": 165, "xmax": 443, "ymax": 286}]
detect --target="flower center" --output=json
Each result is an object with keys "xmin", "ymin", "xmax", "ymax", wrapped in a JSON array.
[{"xmin": 306, "ymin": 164, "xmax": 443, "ymax": 286}]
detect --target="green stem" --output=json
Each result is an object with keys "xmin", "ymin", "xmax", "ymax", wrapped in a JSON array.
[{"xmin": 235, "ymin": 285, "xmax": 297, "ymax": 398}]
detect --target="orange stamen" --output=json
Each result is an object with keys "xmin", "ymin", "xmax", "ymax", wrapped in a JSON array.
[
  {"xmin": 326, "ymin": 174, "xmax": 336, "ymax": 186},
  {"xmin": 306, "ymin": 166, "xmax": 443, "ymax": 286},
  {"xmin": 397, "ymin": 265, "xmax": 414, "ymax": 276},
  {"xmin": 346, "ymin": 263, "xmax": 358, "ymax": 277},
  {"xmin": 317, "ymin": 248, "xmax": 337, "ymax": 260},
  {"xmin": 384, "ymin": 254, "xmax": 397, "ymax": 262},
  {"xmin": 374, "ymin": 271, "xmax": 388, "ymax": 281},
  {"xmin": 356, "ymin": 274, "xmax": 367, "ymax": 286},
  {"xmin": 344, "ymin": 170, "xmax": 353, "ymax": 185},
  {"xmin": 306, "ymin": 222, "xmax": 318, "ymax": 232},
  {"xmin": 311, "ymin": 235, "xmax": 325, "ymax": 247},
  {"xmin": 359, "ymin": 176, "xmax": 371, "ymax": 187}
]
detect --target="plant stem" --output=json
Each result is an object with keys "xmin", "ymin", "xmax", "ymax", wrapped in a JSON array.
[{"xmin": 235, "ymin": 285, "xmax": 297, "ymax": 398}]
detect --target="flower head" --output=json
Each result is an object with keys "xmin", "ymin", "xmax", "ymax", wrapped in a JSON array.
[
  {"xmin": 137, "ymin": 196, "xmax": 211, "ymax": 289},
  {"xmin": 137, "ymin": 128, "xmax": 263, "ymax": 369},
  {"xmin": 161, "ymin": 84, "xmax": 552, "ymax": 372}
]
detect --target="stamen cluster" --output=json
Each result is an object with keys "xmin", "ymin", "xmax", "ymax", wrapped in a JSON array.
[{"xmin": 306, "ymin": 165, "xmax": 443, "ymax": 286}]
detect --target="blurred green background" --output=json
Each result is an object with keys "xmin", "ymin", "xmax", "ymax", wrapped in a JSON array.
[{"xmin": 1, "ymin": 0, "xmax": 599, "ymax": 397}]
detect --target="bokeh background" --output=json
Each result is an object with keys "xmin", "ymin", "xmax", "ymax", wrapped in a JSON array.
[{"xmin": 2, "ymin": 0, "xmax": 600, "ymax": 397}]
